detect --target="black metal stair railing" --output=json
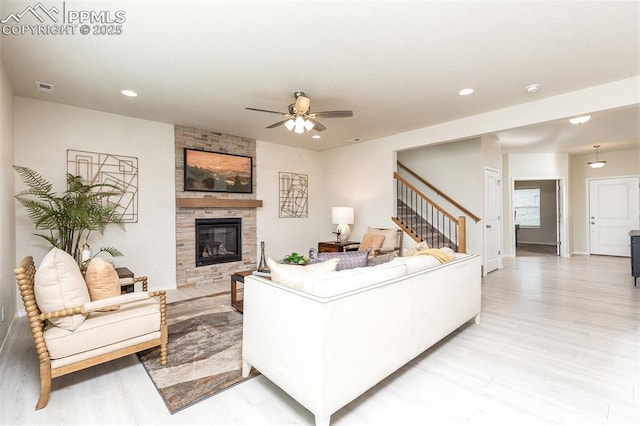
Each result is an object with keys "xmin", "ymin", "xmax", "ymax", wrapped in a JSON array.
[{"xmin": 393, "ymin": 172, "xmax": 467, "ymax": 253}]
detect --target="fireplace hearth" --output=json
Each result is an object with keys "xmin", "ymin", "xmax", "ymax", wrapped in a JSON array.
[{"xmin": 195, "ymin": 218, "xmax": 242, "ymax": 266}]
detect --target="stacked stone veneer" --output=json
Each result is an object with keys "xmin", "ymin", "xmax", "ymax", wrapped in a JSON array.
[{"xmin": 175, "ymin": 125, "xmax": 257, "ymax": 288}]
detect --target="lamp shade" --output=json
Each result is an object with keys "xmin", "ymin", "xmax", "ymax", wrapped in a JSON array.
[{"xmin": 332, "ymin": 207, "xmax": 354, "ymax": 224}]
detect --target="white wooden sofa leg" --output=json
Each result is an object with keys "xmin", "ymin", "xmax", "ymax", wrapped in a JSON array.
[
  {"xmin": 315, "ymin": 415, "xmax": 330, "ymax": 426},
  {"xmin": 473, "ymin": 313, "xmax": 481, "ymax": 325},
  {"xmin": 242, "ymin": 360, "xmax": 251, "ymax": 378}
]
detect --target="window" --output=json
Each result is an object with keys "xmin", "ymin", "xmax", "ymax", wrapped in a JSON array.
[{"xmin": 514, "ymin": 188, "xmax": 540, "ymax": 227}]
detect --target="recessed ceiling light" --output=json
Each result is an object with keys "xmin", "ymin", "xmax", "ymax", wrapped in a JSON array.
[
  {"xmin": 312, "ymin": 135, "xmax": 321, "ymax": 139},
  {"xmin": 569, "ymin": 115, "xmax": 591, "ymax": 125},
  {"xmin": 458, "ymin": 88, "xmax": 474, "ymax": 96},
  {"xmin": 525, "ymin": 83, "xmax": 540, "ymax": 93},
  {"xmin": 121, "ymin": 89, "xmax": 138, "ymax": 97}
]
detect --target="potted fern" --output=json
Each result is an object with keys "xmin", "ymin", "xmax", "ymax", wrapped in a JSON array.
[{"xmin": 14, "ymin": 165, "xmax": 125, "ymax": 265}]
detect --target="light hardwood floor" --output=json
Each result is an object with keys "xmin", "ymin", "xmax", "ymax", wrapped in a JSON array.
[{"xmin": 1, "ymin": 254, "xmax": 638, "ymax": 425}]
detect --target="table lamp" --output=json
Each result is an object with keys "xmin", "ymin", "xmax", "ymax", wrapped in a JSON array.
[{"xmin": 332, "ymin": 207, "xmax": 354, "ymax": 242}]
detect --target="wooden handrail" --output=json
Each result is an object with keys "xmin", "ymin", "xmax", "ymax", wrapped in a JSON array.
[
  {"xmin": 394, "ymin": 172, "xmax": 459, "ymax": 224},
  {"xmin": 397, "ymin": 161, "xmax": 481, "ymax": 223}
]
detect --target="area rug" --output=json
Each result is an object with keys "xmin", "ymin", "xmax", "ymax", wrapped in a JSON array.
[{"xmin": 137, "ymin": 291, "xmax": 259, "ymax": 414}]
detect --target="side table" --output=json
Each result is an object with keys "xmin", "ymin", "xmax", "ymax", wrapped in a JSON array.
[
  {"xmin": 230, "ymin": 270, "xmax": 255, "ymax": 313},
  {"xmin": 115, "ymin": 267, "xmax": 135, "ymax": 294},
  {"xmin": 318, "ymin": 241, "xmax": 360, "ymax": 253}
]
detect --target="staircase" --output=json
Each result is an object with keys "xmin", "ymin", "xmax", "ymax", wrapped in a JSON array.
[
  {"xmin": 394, "ymin": 199, "xmax": 461, "ymax": 251},
  {"xmin": 392, "ymin": 162, "xmax": 480, "ymax": 253}
]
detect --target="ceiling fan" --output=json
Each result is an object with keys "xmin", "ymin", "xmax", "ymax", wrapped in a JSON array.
[{"xmin": 245, "ymin": 91, "xmax": 353, "ymax": 133}]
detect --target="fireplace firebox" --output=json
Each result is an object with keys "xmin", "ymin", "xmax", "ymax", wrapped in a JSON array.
[{"xmin": 195, "ymin": 218, "xmax": 242, "ymax": 266}]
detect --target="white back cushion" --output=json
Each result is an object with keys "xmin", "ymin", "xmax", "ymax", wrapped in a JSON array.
[
  {"xmin": 267, "ymin": 258, "xmax": 340, "ymax": 290},
  {"xmin": 303, "ymin": 263, "xmax": 407, "ymax": 297},
  {"xmin": 35, "ymin": 248, "xmax": 90, "ymax": 331}
]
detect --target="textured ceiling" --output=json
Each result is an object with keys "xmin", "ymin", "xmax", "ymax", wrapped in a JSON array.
[{"xmin": 2, "ymin": 0, "xmax": 639, "ymax": 153}]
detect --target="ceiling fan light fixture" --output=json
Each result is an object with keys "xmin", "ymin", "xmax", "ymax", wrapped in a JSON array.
[
  {"xmin": 284, "ymin": 119, "xmax": 295, "ymax": 131},
  {"xmin": 294, "ymin": 116, "xmax": 305, "ymax": 133},
  {"xmin": 304, "ymin": 119, "xmax": 314, "ymax": 131},
  {"xmin": 246, "ymin": 91, "xmax": 353, "ymax": 134},
  {"xmin": 587, "ymin": 145, "xmax": 606, "ymax": 168}
]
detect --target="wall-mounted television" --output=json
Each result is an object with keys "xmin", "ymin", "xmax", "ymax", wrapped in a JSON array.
[{"xmin": 184, "ymin": 148, "xmax": 253, "ymax": 193}]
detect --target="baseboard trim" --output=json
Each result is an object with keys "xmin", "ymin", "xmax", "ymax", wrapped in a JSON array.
[{"xmin": 0, "ymin": 313, "xmax": 18, "ymax": 361}]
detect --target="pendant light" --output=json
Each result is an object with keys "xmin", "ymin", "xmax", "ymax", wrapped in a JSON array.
[{"xmin": 588, "ymin": 145, "xmax": 607, "ymax": 169}]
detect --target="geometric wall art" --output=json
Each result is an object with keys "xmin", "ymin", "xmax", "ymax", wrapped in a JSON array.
[
  {"xmin": 67, "ymin": 149, "xmax": 139, "ymax": 223},
  {"xmin": 279, "ymin": 172, "xmax": 308, "ymax": 218}
]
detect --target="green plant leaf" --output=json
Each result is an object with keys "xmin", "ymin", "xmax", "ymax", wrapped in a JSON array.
[{"xmin": 14, "ymin": 165, "xmax": 126, "ymax": 263}]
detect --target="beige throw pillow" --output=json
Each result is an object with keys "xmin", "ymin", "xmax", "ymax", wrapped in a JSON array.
[
  {"xmin": 34, "ymin": 248, "xmax": 90, "ymax": 331},
  {"xmin": 358, "ymin": 233, "xmax": 385, "ymax": 252},
  {"xmin": 366, "ymin": 227, "xmax": 399, "ymax": 252},
  {"xmin": 85, "ymin": 258, "xmax": 121, "ymax": 310}
]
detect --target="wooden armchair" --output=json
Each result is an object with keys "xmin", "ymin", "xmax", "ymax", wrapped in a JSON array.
[{"xmin": 14, "ymin": 255, "xmax": 168, "ymax": 410}]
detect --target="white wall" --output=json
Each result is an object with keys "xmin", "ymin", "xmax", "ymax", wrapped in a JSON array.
[
  {"xmin": 396, "ymin": 138, "xmax": 484, "ymax": 255},
  {"xmin": 0, "ymin": 51, "xmax": 16, "ymax": 351},
  {"xmin": 256, "ymin": 141, "xmax": 325, "ymax": 260},
  {"xmin": 14, "ymin": 98, "xmax": 176, "ymax": 291},
  {"xmin": 570, "ymin": 148, "xmax": 640, "ymax": 254},
  {"xmin": 481, "ymin": 135, "xmax": 502, "ymax": 171},
  {"xmin": 321, "ymin": 138, "xmax": 399, "ymax": 245}
]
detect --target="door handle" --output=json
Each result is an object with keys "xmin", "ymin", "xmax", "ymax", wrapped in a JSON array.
[
  {"xmin": 591, "ymin": 222, "xmax": 595, "ymax": 225},
  {"xmin": 486, "ymin": 225, "xmax": 492, "ymax": 229}
]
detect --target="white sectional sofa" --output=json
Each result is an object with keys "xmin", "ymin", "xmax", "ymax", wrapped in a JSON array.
[{"xmin": 241, "ymin": 252, "xmax": 481, "ymax": 426}]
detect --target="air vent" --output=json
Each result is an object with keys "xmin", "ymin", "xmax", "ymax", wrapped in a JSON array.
[{"xmin": 35, "ymin": 81, "xmax": 54, "ymax": 94}]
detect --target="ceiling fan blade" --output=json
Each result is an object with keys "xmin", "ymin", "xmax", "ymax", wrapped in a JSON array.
[
  {"xmin": 311, "ymin": 110, "xmax": 353, "ymax": 118},
  {"xmin": 266, "ymin": 119, "xmax": 291, "ymax": 129},
  {"xmin": 245, "ymin": 107, "xmax": 287, "ymax": 115},
  {"xmin": 306, "ymin": 117, "xmax": 327, "ymax": 132}
]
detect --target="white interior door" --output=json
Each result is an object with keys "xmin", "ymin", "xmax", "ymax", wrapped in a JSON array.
[
  {"xmin": 484, "ymin": 167, "xmax": 501, "ymax": 274},
  {"xmin": 589, "ymin": 177, "xmax": 640, "ymax": 256}
]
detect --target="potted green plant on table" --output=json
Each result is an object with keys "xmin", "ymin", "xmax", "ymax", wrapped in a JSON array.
[
  {"xmin": 14, "ymin": 165, "xmax": 124, "ymax": 266},
  {"xmin": 283, "ymin": 251, "xmax": 309, "ymax": 265}
]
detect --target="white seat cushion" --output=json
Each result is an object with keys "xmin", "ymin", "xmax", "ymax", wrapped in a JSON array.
[{"xmin": 44, "ymin": 298, "xmax": 160, "ymax": 360}]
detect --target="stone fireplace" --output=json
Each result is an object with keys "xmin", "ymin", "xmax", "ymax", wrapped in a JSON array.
[{"xmin": 175, "ymin": 125, "xmax": 259, "ymax": 288}]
